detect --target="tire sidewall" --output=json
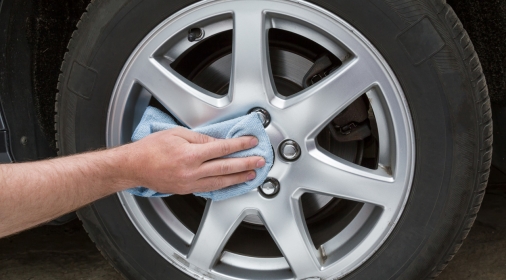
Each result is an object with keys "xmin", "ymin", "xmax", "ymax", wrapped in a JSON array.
[{"xmin": 59, "ymin": 0, "xmax": 482, "ymax": 279}]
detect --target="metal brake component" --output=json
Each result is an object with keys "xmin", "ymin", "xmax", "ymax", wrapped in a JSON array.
[
  {"xmin": 303, "ymin": 55, "xmax": 333, "ymax": 88},
  {"xmin": 333, "ymin": 98, "xmax": 368, "ymax": 127},
  {"xmin": 339, "ymin": 122, "xmax": 357, "ymax": 135},
  {"xmin": 188, "ymin": 27, "xmax": 205, "ymax": 42},
  {"xmin": 328, "ymin": 122, "xmax": 371, "ymax": 142}
]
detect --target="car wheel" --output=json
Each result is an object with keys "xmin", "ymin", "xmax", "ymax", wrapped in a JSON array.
[{"xmin": 56, "ymin": 0, "xmax": 492, "ymax": 279}]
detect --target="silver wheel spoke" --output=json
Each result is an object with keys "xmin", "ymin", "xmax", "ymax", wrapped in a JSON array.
[
  {"xmin": 229, "ymin": 7, "xmax": 273, "ymax": 104},
  {"xmin": 135, "ymin": 59, "xmax": 229, "ymax": 128},
  {"xmin": 367, "ymin": 88, "xmax": 396, "ymax": 169},
  {"xmin": 260, "ymin": 200, "xmax": 320, "ymax": 278},
  {"xmin": 186, "ymin": 199, "xmax": 249, "ymax": 270},
  {"xmin": 295, "ymin": 154, "xmax": 398, "ymax": 208},
  {"xmin": 279, "ymin": 58, "xmax": 376, "ymax": 138},
  {"xmin": 111, "ymin": 1, "xmax": 415, "ymax": 278}
]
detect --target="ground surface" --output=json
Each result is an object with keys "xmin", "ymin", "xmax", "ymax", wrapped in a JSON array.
[{"xmin": 1, "ymin": 189, "xmax": 505, "ymax": 280}]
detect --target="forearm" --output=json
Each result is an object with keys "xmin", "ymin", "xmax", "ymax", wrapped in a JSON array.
[
  {"xmin": 0, "ymin": 129, "xmax": 261, "ymax": 238},
  {"xmin": 0, "ymin": 147, "xmax": 132, "ymax": 238}
]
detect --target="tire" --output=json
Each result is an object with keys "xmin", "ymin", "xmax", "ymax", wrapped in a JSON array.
[{"xmin": 55, "ymin": 0, "xmax": 492, "ymax": 279}]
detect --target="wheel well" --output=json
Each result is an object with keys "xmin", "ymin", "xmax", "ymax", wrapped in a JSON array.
[
  {"xmin": 30, "ymin": 0, "xmax": 89, "ymax": 152},
  {"xmin": 447, "ymin": 0, "xmax": 506, "ymax": 106}
]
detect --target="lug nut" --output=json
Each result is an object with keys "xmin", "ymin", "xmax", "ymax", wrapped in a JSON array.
[
  {"xmin": 248, "ymin": 107, "xmax": 271, "ymax": 127},
  {"xmin": 259, "ymin": 178, "xmax": 280, "ymax": 197},
  {"xmin": 279, "ymin": 139, "xmax": 301, "ymax": 161}
]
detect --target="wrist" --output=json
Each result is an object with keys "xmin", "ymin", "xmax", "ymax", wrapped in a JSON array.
[{"xmin": 103, "ymin": 145, "xmax": 140, "ymax": 193}]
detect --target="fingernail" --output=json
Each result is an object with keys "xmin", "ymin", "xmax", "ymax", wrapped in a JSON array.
[
  {"xmin": 250, "ymin": 137, "xmax": 259, "ymax": 147},
  {"xmin": 256, "ymin": 158, "xmax": 266, "ymax": 168},
  {"xmin": 247, "ymin": 172, "xmax": 256, "ymax": 181}
]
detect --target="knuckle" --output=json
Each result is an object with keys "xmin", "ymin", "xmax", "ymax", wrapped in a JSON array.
[
  {"xmin": 220, "ymin": 142, "xmax": 231, "ymax": 155},
  {"xmin": 239, "ymin": 159, "xmax": 251, "ymax": 171},
  {"xmin": 220, "ymin": 162, "xmax": 232, "ymax": 174},
  {"xmin": 240, "ymin": 138, "xmax": 250, "ymax": 150},
  {"xmin": 186, "ymin": 149, "xmax": 201, "ymax": 162},
  {"xmin": 234, "ymin": 173, "xmax": 246, "ymax": 183},
  {"xmin": 249, "ymin": 158, "xmax": 258, "ymax": 169},
  {"xmin": 177, "ymin": 170, "xmax": 192, "ymax": 181},
  {"xmin": 197, "ymin": 133, "xmax": 208, "ymax": 144},
  {"xmin": 211, "ymin": 177, "xmax": 224, "ymax": 189},
  {"xmin": 184, "ymin": 170, "xmax": 195, "ymax": 180}
]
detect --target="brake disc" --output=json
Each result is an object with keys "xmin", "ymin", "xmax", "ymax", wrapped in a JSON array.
[{"xmin": 187, "ymin": 48, "xmax": 362, "ymax": 224}]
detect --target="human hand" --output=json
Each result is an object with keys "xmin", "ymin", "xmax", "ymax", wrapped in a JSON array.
[{"xmin": 120, "ymin": 127, "xmax": 265, "ymax": 194}]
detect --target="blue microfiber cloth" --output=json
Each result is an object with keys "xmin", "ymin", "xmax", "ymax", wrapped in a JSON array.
[{"xmin": 126, "ymin": 106, "xmax": 273, "ymax": 201}]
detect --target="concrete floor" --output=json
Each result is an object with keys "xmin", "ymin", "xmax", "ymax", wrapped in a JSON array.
[{"xmin": 1, "ymin": 190, "xmax": 505, "ymax": 280}]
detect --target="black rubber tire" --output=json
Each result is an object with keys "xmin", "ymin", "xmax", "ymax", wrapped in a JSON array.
[{"xmin": 55, "ymin": 0, "xmax": 492, "ymax": 279}]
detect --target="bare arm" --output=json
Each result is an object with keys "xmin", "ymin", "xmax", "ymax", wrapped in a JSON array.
[{"xmin": 0, "ymin": 127, "xmax": 264, "ymax": 238}]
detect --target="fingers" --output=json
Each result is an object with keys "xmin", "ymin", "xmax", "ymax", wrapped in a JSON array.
[
  {"xmin": 192, "ymin": 171, "xmax": 257, "ymax": 193},
  {"xmin": 198, "ymin": 156, "xmax": 265, "ymax": 177},
  {"xmin": 167, "ymin": 129, "xmax": 258, "ymax": 160},
  {"xmin": 170, "ymin": 127, "xmax": 217, "ymax": 144},
  {"xmin": 198, "ymin": 136, "xmax": 258, "ymax": 161}
]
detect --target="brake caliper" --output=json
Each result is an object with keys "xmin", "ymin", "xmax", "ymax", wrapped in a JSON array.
[
  {"xmin": 302, "ymin": 55, "xmax": 372, "ymax": 142},
  {"xmin": 302, "ymin": 55, "xmax": 335, "ymax": 87},
  {"xmin": 330, "ymin": 98, "xmax": 371, "ymax": 142}
]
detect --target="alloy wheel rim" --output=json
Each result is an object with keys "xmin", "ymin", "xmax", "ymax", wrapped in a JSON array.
[{"xmin": 107, "ymin": 0, "xmax": 415, "ymax": 279}]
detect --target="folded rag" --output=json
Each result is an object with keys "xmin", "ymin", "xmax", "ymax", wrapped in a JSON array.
[{"xmin": 127, "ymin": 106, "xmax": 274, "ymax": 201}]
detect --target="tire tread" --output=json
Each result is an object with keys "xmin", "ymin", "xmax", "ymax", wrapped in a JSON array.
[
  {"xmin": 426, "ymin": 0, "xmax": 492, "ymax": 278},
  {"xmin": 54, "ymin": 0, "xmax": 128, "ymax": 279}
]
